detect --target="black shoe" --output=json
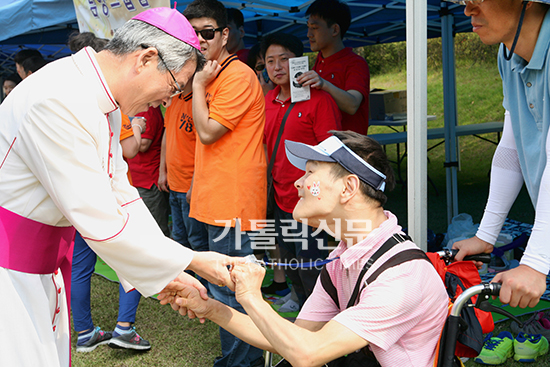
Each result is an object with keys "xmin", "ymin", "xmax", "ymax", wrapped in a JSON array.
[
  {"xmin": 251, "ymin": 356, "xmax": 265, "ymax": 367},
  {"xmin": 261, "ymin": 281, "xmax": 290, "ymax": 296}
]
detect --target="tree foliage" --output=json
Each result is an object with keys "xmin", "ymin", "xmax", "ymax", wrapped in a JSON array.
[{"xmin": 355, "ymin": 33, "xmax": 499, "ymax": 75}]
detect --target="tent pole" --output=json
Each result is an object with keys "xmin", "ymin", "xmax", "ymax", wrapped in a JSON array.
[
  {"xmin": 441, "ymin": 6, "xmax": 460, "ymax": 225},
  {"xmin": 406, "ymin": 0, "xmax": 427, "ymax": 251}
]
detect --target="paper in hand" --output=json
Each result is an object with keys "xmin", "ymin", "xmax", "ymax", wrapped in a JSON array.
[{"xmin": 289, "ymin": 56, "xmax": 311, "ymax": 103}]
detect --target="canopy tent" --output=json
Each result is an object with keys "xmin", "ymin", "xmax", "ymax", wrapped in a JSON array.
[
  {"xmin": 0, "ymin": 0, "xmax": 474, "ymax": 249},
  {"xmin": 0, "ymin": 0, "xmax": 470, "ymax": 76}
]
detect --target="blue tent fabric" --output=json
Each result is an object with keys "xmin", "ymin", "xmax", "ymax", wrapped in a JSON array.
[
  {"xmin": 0, "ymin": 0, "xmax": 471, "ymax": 78},
  {"xmin": 0, "ymin": 1, "xmax": 471, "ymax": 52},
  {"xmin": 0, "ymin": 0, "xmax": 76, "ymax": 44}
]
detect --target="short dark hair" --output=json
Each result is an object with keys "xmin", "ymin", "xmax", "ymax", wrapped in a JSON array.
[
  {"xmin": 328, "ymin": 130, "xmax": 395, "ymax": 207},
  {"xmin": 306, "ymin": 0, "xmax": 351, "ymax": 39},
  {"xmin": 247, "ymin": 43, "xmax": 262, "ymax": 70},
  {"xmin": 14, "ymin": 49, "xmax": 44, "ymax": 65},
  {"xmin": 21, "ymin": 56, "xmax": 48, "ymax": 74},
  {"xmin": 4, "ymin": 73, "xmax": 22, "ymax": 85},
  {"xmin": 184, "ymin": 0, "xmax": 228, "ymax": 29},
  {"xmin": 226, "ymin": 8, "xmax": 244, "ymax": 28},
  {"xmin": 68, "ymin": 32, "xmax": 109, "ymax": 53},
  {"xmin": 261, "ymin": 33, "xmax": 303, "ymax": 59}
]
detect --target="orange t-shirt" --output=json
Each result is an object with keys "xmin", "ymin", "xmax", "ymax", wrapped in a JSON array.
[
  {"xmin": 120, "ymin": 112, "xmax": 134, "ymax": 185},
  {"xmin": 190, "ymin": 55, "xmax": 267, "ymax": 231},
  {"xmin": 120, "ymin": 113, "xmax": 134, "ymax": 141},
  {"xmin": 164, "ymin": 92, "xmax": 196, "ymax": 193}
]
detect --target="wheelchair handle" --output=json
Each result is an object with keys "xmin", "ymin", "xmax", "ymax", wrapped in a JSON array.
[
  {"xmin": 436, "ymin": 249, "xmax": 491, "ymax": 264},
  {"xmin": 464, "ymin": 252, "xmax": 492, "ymax": 264},
  {"xmin": 450, "ymin": 282, "xmax": 501, "ymax": 317}
]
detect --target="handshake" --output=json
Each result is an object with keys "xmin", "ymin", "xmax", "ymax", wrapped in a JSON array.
[{"xmin": 157, "ymin": 252, "xmax": 267, "ymax": 321}]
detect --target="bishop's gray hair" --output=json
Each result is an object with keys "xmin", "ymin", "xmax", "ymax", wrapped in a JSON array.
[{"xmin": 104, "ymin": 19, "xmax": 205, "ymax": 73}]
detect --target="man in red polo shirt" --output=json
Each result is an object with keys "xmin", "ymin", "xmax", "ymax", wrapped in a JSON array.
[{"xmin": 297, "ymin": 0, "xmax": 370, "ymax": 135}]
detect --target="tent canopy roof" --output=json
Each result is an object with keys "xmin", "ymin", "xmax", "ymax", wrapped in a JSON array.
[{"xmin": 0, "ymin": 0, "xmax": 470, "ymax": 77}]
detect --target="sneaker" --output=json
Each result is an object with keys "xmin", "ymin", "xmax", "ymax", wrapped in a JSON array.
[
  {"xmin": 274, "ymin": 291, "xmax": 292, "ymax": 306},
  {"xmin": 473, "ymin": 331, "xmax": 514, "ymax": 365},
  {"xmin": 76, "ymin": 326, "xmax": 112, "ymax": 353},
  {"xmin": 487, "ymin": 255, "xmax": 510, "ymax": 273},
  {"xmin": 278, "ymin": 298, "xmax": 299, "ymax": 313},
  {"xmin": 513, "ymin": 332, "xmax": 549, "ymax": 362},
  {"xmin": 511, "ymin": 312, "xmax": 550, "ymax": 339},
  {"xmin": 108, "ymin": 327, "xmax": 151, "ymax": 351},
  {"xmin": 261, "ymin": 281, "xmax": 290, "ymax": 296}
]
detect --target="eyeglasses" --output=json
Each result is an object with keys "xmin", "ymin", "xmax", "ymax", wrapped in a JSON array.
[
  {"xmin": 254, "ymin": 63, "xmax": 265, "ymax": 72},
  {"xmin": 195, "ymin": 27, "xmax": 225, "ymax": 41},
  {"xmin": 141, "ymin": 44, "xmax": 184, "ymax": 98},
  {"xmin": 445, "ymin": 0, "xmax": 484, "ymax": 5}
]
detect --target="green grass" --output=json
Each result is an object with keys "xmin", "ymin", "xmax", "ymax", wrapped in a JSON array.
[
  {"xmin": 72, "ymin": 60, "xmax": 540, "ymax": 366},
  {"xmin": 72, "ymin": 275, "xmax": 223, "ymax": 367}
]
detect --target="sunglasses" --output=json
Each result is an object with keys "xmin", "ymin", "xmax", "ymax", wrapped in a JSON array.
[
  {"xmin": 254, "ymin": 63, "xmax": 265, "ymax": 72},
  {"xmin": 141, "ymin": 44, "xmax": 183, "ymax": 98},
  {"xmin": 195, "ymin": 27, "xmax": 225, "ymax": 41}
]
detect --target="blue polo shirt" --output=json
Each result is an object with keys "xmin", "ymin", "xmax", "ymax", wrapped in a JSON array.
[{"xmin": 498, "ymin": 9, "xmax": 550, "ymax": 208}]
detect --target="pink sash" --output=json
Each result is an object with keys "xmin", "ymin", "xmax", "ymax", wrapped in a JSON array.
[{"xmin": 0, "ymin": 205, "xmax": 75, "ymax": 307}]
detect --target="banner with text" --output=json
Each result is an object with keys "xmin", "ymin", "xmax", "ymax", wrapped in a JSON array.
[{"xmin": 73, "ymin": 0, "xmax": 170, "ymax": 40}]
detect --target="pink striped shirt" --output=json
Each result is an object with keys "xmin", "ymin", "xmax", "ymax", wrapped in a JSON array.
[{"xmin": 298, "ymin": 211, "xmax": 448, "ymax": 367}]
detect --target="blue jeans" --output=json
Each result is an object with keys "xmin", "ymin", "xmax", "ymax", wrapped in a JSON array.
[
  {"xmin": 169, "ymin": 190, "xmax": 208, "ymax": 252},
  {"xmin": 274, "ymin": 204, "xmax": 328, "ymax": 307},
  {"xmin": 206, "ymin": 224, "xmax": 264, "ymax": 367},
  {"xmin": 71, "ymin": 232, "xmax": 142, "ymax": 332}
]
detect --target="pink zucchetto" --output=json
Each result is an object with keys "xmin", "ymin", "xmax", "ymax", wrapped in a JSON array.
[{"xmin": 132, "ymin": 7, "xmax": 200, "ymax": 51}]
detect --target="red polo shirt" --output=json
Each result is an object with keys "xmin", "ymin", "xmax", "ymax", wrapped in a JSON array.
[
  {"xmin": 126, "ymin": 106, "xmax": 164, "ymax": 189},
  {"xmin": 236, "ymin": 48, "xmax": 250, "ymax": 65},
  {"xmin": 264, "ymin": 86, "xmax": 342, "ymax": 213},
  {"xmin": 313, "ymin": 47, "xmax": 370, "ymax": 135}
]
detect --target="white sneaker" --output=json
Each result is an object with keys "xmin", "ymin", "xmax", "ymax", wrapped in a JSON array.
[
  {"xmin": 274, "ymin": 292, "xmax": 292, "ymax": 305},
  {"xmin": 278, "ymin": 299, "xmax": 299, "ymax": 313}
]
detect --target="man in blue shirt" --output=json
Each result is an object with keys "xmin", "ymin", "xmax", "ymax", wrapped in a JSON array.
[{"xmin": 450, "ymin": 0, "xmax": 550, "ymax": 309}]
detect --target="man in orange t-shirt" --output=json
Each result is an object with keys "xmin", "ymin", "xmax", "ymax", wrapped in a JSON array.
[
  {"xmin": 161, "ymin": 87, "xmax": 208, "ymax": 252},
  {"xmin": 184, "ymin": 0, "xmax": 266, "ymax": 366}
]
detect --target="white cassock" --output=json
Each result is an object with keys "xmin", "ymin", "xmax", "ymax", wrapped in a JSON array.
[{"xmin": 0, "ymin": 47, "xmax": 194, "ymax": 366}]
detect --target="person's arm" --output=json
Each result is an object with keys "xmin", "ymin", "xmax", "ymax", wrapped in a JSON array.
[
  {"xmin": 161, "ymin": 286, "xmax": 276, "ymax": 350},
  {"xmin": 453, "ymin": 111, "xmax": 523, "ymax": 261},
  {"xmin": 492, "ymin": 112, "xmax": 550, "ymax": 308},
  {"xmin": 186, "ymin": 175, "xmax": 194, "ymax": 204},
  {"xmin": 19, "ymin": 101, "xmax": 193, "ymax": 297},
  {"xmin": 139, "ymin": 138, "xmax": 153, "ymax": 153},
  {"xmin": 453, "ymin": 111, "xmax": 548, "ymax": 308},
  {"xmin": 234, "ymin": 263, "xmax": 368, "ymax": 367},
  {"xmin": 158, "ymin": 131, "xmax": 169, "ymax": 192},
  {"xmin": 192, "ymin": 60, "xmax": 229, "ymax": 145},
  {"xmin": 120, "ymin": 127, "xmax": 140, "ymax": 158},
  {"xmin": 120, "ymin": 118, "xmax": 147, "ymax": 158},
  {"xmin": 515, "ymin": 121, "xmax": 550, "ymax": 277},
  {"xmin": 164, "ymin": 263, "xmax": 368, "ymax": 367},
  {"xmin": 297, "ymin": 70, "xmax": 363, "ymax": 115}
]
